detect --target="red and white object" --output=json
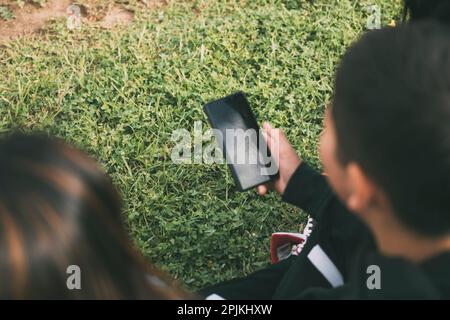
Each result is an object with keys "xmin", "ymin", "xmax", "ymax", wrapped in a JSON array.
[
  {"xmin": 270, "ymin": 217, "xmax": 317, "ymax": 264},
  {"xmin": 270, "ymin": 232, "xmax": 307, "ymax": 264}
]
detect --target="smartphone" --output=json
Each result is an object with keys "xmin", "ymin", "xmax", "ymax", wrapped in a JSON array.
[{"xmin": 203, "ymin": 92, "xmax": 278, "ymax": 191}]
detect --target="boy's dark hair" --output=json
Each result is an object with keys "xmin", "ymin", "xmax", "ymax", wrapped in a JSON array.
[
  {"xmin": 403, "ymin": 0, "xmax": 450, "ymax": 24},
  {"xmin": 332, "ymin": 22, "xmax": 450, "ymax": 237}
]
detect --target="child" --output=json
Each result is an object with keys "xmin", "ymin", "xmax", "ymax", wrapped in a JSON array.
[
  {"xmin": 202, "ymin": 21, "xmax": 450, "ymax": 299},
  {"xmin": 0, "ymin": 133, "xmax": 189, "ymax": 299}
]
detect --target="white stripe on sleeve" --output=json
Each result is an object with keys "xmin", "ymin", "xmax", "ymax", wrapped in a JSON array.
[{"xmin": 307, "ymin": 244, "xmax": 344, "ymax": 288}]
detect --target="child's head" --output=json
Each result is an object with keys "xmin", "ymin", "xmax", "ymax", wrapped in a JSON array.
[
  {"xmin": 320, "ymin": 21, "xmax": 450, "ymax": 238},
  {"xmin": 0, "ymin": 133, "xmax": 186, "ymax": 299},
  {"xmin": 404, "ymin": 0, "xmax": 450, "ymax": 24}
]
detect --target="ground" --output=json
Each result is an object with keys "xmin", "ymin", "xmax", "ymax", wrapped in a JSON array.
[{"xmin": 0, "ymin": 0, "xmax": 401, "ymax": 290}]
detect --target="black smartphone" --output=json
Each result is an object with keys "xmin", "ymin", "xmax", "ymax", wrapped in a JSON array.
[{"xmin": 203, "ymin": 92, "xmax": 278, "ymax": 191}]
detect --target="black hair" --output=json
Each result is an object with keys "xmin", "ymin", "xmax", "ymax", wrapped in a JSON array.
[
  {"xmin": 403, "ymin": 0, "xmax": 450, "ymax": 25},
  {"xmin": 332, "ymin": 21, "xmax": 450, "ymax": 237},
  {"xmin": 0, "ymin": 132, "xmax": 188, "ymax": 299}
]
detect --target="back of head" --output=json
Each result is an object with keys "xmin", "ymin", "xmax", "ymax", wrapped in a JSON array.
[
  {"xmin": 332, "ymin": 21, "xmax": 450, "ymax": 237},
  {"xmin": 404, "ymin": 0, "xmax": 450, "ymax": 25},
  {"xmin": 0, "ymin": 133, "xmax": 186, "ymax": 299}
]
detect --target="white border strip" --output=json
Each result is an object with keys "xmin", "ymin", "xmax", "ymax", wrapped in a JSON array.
[{"xmin": 307, "ymin": 244, "xmax": 344, "ymax": 288}]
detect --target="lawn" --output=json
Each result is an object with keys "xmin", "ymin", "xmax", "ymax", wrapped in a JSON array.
[{"xmin": 0, "ymin": 0, "xmax": 401, "ymax": 290}]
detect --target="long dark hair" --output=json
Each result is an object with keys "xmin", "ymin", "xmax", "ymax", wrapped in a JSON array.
[{"xmin": 0, "ymin": 133, "xmax": 189, "ymax": 299}]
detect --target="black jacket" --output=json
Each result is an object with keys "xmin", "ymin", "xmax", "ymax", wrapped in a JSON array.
[
  {"xmin": 201, "ymin": 162, "xmax": 450, "ymax": 299},
  {"xmin": 277, "ymin": 162, "xmax": 450, "ymax": 299}
]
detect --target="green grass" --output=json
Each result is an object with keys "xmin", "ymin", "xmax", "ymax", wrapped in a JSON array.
[
  {"xmin": 0, "ymin": 0, "xmax": 401, "ymax": 289},
  {"xmin": 0, "ymin": 5, "xmax": 15, "ymax": 20}
]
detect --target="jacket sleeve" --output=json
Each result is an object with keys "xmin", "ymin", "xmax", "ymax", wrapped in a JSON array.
[
  {"xmin": 281, "ymin": 162, "xmax": 376, "ymax": 279},
  {"xmin": 282, "ymin": 162, "xmax": 337, "ymax": 221},
  {"xmin": 281, "ymin": 161, "xmax": 371, "ymax": 237}
]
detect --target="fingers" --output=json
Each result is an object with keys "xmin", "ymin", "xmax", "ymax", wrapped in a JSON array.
[
  {"xmin": 262, "ymin": 122, "xmax": 280, "ymax": 151},
  {"xmin": 261, "ymin": 127, "xmax": 273, "ymax": 152},
  {"xmin": 263, "ymin": 121, "xmax": 272, "ymax": 131},
  {"xmin": 262, "ymin": 122, "xmax": 273, "ymax": 140},
  {"xmin": 263, "ymin": 122, "xmax": 286, "ymax": 145},
  {"xmin": 257, "ymin": 184, "xmax": 269, "ymax": 196}
]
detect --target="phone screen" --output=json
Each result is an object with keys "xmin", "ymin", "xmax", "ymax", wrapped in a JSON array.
[{"xmin": 203, "ymin": 92, "xmax": 278, "ymax": 191}]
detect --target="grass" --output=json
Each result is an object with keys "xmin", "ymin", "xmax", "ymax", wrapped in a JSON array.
[
  {"xmin": 0, "ymin": 5, "xmax": 14, "ymax": 20},
  {"xmin": 0, "ymin": 0, "xmax": 401, "ymax": 290}
]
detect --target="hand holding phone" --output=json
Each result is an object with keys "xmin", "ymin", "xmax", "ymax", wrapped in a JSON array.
[
  {"xmin": 257, "ymin": 122, "xmax": 302, "ymax": 196},
  {"xmin": 203, "ymin": 92, "xmax": 279, "ymax": 191}
]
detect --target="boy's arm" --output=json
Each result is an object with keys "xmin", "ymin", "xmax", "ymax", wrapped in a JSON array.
[
  {"xmin": 282, "ymin": 162, "xmax": 337, "ymax": 222},
  {"xmin": 258, "ymin": 123, "xmax": 360, "ymax": 224},
  {"xmin": 280, "ymin": 161, "xmax": 375, "ymax": 279}
]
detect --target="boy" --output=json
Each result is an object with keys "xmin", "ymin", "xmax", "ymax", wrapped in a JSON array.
[{"xmin": 202, "ymin": 21, "xmax": 450, "ymax": 299}]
